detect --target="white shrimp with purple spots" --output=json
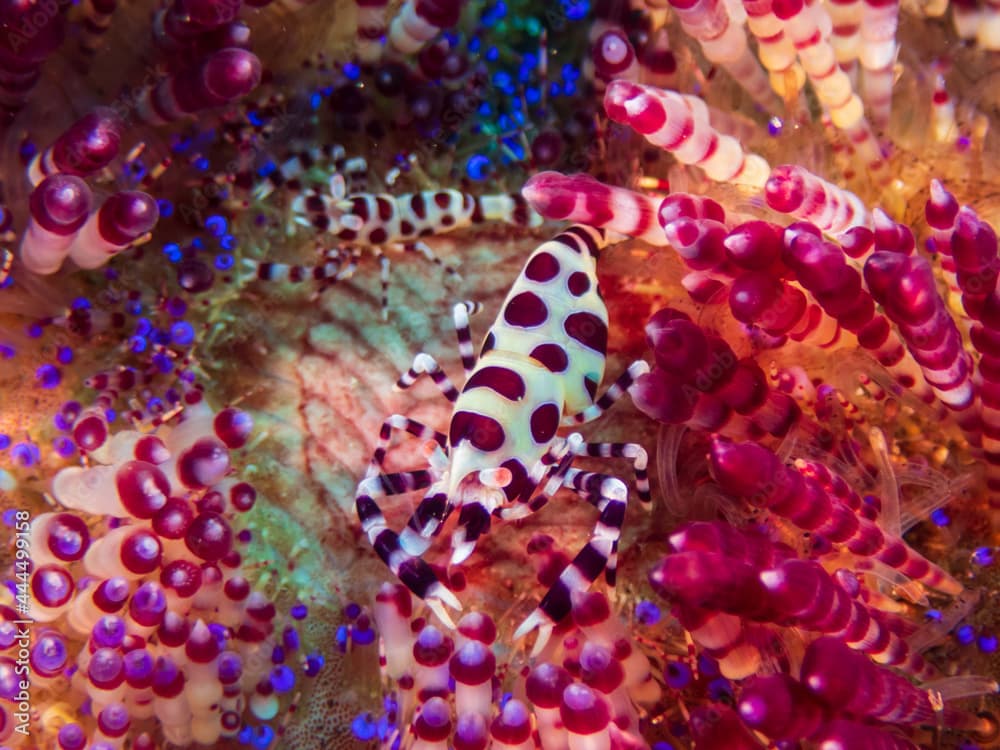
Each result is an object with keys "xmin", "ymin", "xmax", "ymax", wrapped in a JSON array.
[
  {"xmin": 246, "ymin": 186, "xmax": 543, "ymax": 319},
  {"xmin": 355, "ymin": 224, "xmax": 651, "ymax": 649}
]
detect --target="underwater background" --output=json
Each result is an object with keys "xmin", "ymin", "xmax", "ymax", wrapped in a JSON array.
[{"xmin": 0, "ymin": 0, "xmax": 999, "ymax": 747}]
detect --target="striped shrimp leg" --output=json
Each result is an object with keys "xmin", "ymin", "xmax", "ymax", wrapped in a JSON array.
[
  {"xmin": 355, "ymin": 470, "xmax": 462, "ymax": 625},
  {"xmin": 254, "ymin": 144, "xmax": 347, "ymax": 199},
  {"xmin": 243, "ymin": 252, "xmax": 344, "ymax": 284}
]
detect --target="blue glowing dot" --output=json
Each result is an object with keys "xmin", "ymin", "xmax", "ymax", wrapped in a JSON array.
[
  {"xmin": 979, "ymin": 633, "xmax": 998, "ymax": 653},
  {"xmin": 215, "ymin": 253, "xmax": 235, "ymax": 270},
  {"xmin": 11, "ymin": 441, "xmax": 40, "ymax": 467},
  {"xmin": 71, "ymin": 297, "xmax": 91, "ymax": 310},
  {"xmin": 35, "ymin": 364, "xmax": 61, "ymax": 389},
  {"xmin": 0, "ymin": 435, "xmax": 9, "ymax": 450},
  {"xmin": 930, "ymin": 509, "xmax": 950, "ymax": 526},
  {"xmin": 335, "ymin": 625, "xmax": 349, "ymax": 651},
  {"xmin": 247, "ymin": 111, "xmax": 264, "ymax": 127},
  {"xmin": 564, "ymin": 81, "xmax": 577, "ymax": 96},
  {"xmin": 157, "ymin": 200, "xmax": 174, "ymax": 220},
  {"xmin": 351, "ymin": 713, "xmax": 378, "ymax": 741},
  {"xmin": 972, "ymin": 547, "xmax": 995, "ymax": 566},
  {"xmin": 561, "ymin": 63, "xmax": 580, "ymax": 81},
  {"xmin": 192, "ymin": 237, "xmax": 205, "ymax": 250},
  {"xmin": 170, "ymin": 321, "xmax": 195, "ymax": 347},
  {"xmin": 344, "ymin": 602, "xmax": 361, "ymax": 620},
  {"xmin": 220, "ymin": 234, "xmax": 238, "ymax": 250},
  {"xmin": 956, "ymin": 624, "xmax": 976, "ymax": 645},
  {"xmin": 163, "ymin": 243, "xmax": 182, "ymax": 263},
  {"xmin": 53, "ymin": 436, "xmax": 75, "ymax": 457},
  {"xmin": 309, "ymin": 92, "xmax": 322, "ymax": 110},
  {"xmin": 252, "ymin": 725, "xmax": 274, "ymax": 749},
  {"xmin": 343, "ymin": 62, "xmax": 361, "ymax": 80},
  {"xmin": 652, "ymin": 744, "xmax": 677, "ymax": 750},
  {"xmin": 19, "ymin": 140, "xmax": 37, "ymax": 160},
  {"xmin": 383, "ymin": 695, "xmax": 397, "ymax": 714},
  {"xmin": 271, "ymin": 646, "xmax": 286, "ymax": 665},
  {"xmin": 258, "ymin": 161, "xmax": 277, "ymax": 178},
  {"xmin": 129, "ymin": 336, "xmax": 147, "ymax": 354},
  {"xmin": 925, "ymin": 609, "xmax": 943, "ymax": 621},
  {"xmin": 304, "ymin": 652, "xmax": 324, "ymax": 677},
  {"xmin": 291, "ymin": 603, "xmax": 308, "ymax": 620},
  {"xmin": 153, "ymin": 353, "xmax": 174, "ymax": 374},
  {"xmin": 283, "ymin": 627, "xmax": 300, "ymax": 651},
  {"xmin": 497, "ymin": 114, "xmax": 513, "ymax": 130},
  {"xmin": 205, "ymin": 215, "xmax": 227, "ymax": 237},
  {"xmin": 466, "ymin": 154, "xmax": 491, "ymax": 181},
  {"xmin": 697, "ymin": 654, "xmax": 720, "ymax": 677},
  {"xmin": 127, "ymin": 300, "xmax": 143, "ymax": 316},
  {"xmin": 352, "ymin": 627, "xmax": 376, "ymax": 646},
  {"xmin": 525, "ymin": 86, "xmax": 541, "ymax": 105},
  {"xmin": 957, "ymin": 136, "xmax": 971, "ymax": 152},
  {"xmin": 477, "ymin": 102, "xmax": 492, "ymax": 117},
  {"xmin": 563, "ymin": 0, "xmax": 589, "ymax": 20},
  {"xmin": 57, "ymin": 346, "xmax": 73, "ymax": 365},
  {"xmin": 707, "ymin": 677, "xmax": 733, "ymax": 701},
  {"xmin": 238, "ymin": 725, "xmax": 254, "ymax": 744},
  {"xmin": 549, "ymin": 82, "xmax": 561, "ymax": 97},
  {"xmin": 480, "ymin": 4, "xmax": 501, "ymax": 26},
  {"xmin": 502, "ymin": 137, "xmax": 525, "ymax": 160},
  {"xmin": 468, "ymin": 36, "xmax": 481, "ymax": 52},
  {"xmin": 166, "ymin": 297, "xmax": 187, "ymax": 317},
  {"xmin": 492, "ymin": 71, "xmax": 512, "ymax": 89},
  {"xmin": 377, "ymin": 715, "xmax": 392, "ymax": 740},
  {"xmin": 26, "ymin": 323, "xmax": 43, "ymax": 338},
  {"xmin": 0, "ymin": 344, "xmax": 15, "ymax": 358},
  {"xmin": 194, "ymin": 157, "xmax": 210, "ymax": 171},
  {"xmin": 2, "ymin": 509, "xmax": 18, "ymax": 526},
  {"xmin": 135, "ymin": 318, "xmax": 152, "ymax": 336},
  {"xmin": 486, "ymin": 46, "xmax": 499, "ymax": 62},
  {"xmin": 105, "ymin": 408, "xmax": 117, "ymax": 423},
  {"xmin": 635, "ymin": 600, "xmax": 661, "ymax": 625},
  {"xmin": 270, "ymin": 664, "xmax": 295, "ymax": 692},
  {"xmin": 664, "ymin": 661, "xmax": 691, "ymax": 689}
]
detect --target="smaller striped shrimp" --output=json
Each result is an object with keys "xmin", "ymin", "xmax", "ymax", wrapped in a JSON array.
[{"xmin": 247, "ymin": 187, "xmax": 542, "ymax": 318}]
